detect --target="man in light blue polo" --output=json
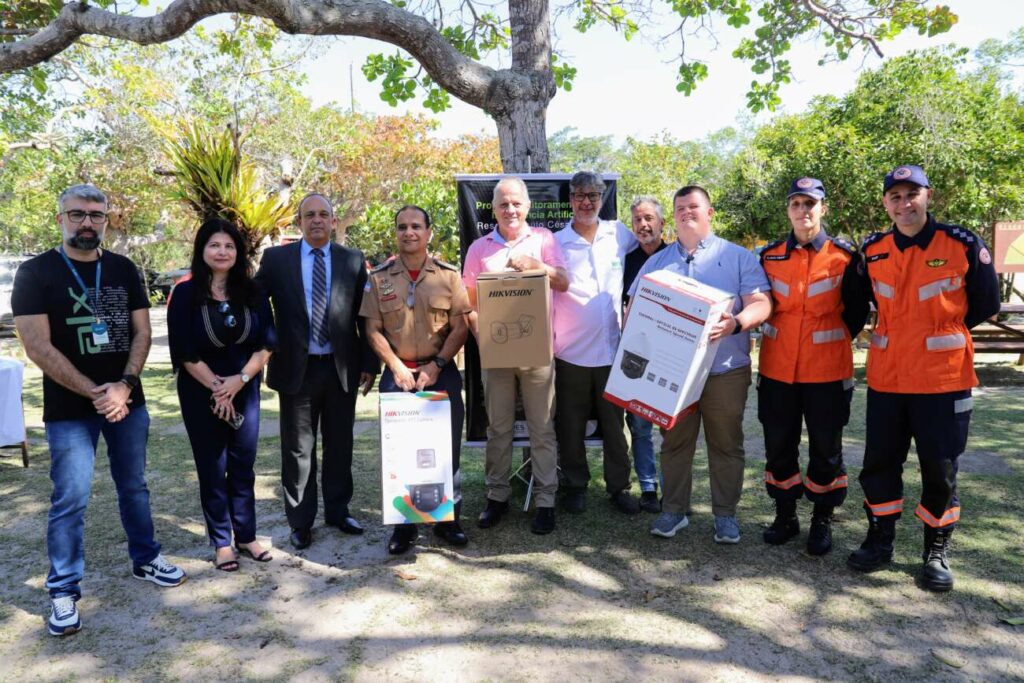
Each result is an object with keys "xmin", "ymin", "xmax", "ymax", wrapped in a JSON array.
[{"xmin": 628, "ymin": 185, "xmax": 771, "ymax": 543}]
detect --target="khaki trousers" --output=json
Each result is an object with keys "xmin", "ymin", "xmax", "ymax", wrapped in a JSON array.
[
  {"xmin": 661, "ymin": 365, "xmax": 751, "ymax": 517},
  {"xmin": 482, "ymin": 364, "xmax": 558, "ymax": 508}
]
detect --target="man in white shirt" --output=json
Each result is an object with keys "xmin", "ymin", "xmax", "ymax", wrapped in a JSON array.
[{"xmin": 553, "ymin": 171, "xmax": 640, "ymax": 515}]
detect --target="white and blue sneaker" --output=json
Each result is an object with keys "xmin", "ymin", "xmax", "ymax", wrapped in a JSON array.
[
  {"xmin": 48, "ymin": 595, "xmax": 81, "ymax": 636},
  {"xmin": 714, "ymin": 515, "xmax": 741, "ymax": 544},
  {"xmin": 650, "ymin": 512, "xmax": 689, "ymax": 538},
  {"xmin": 132, "ymin": 554, "xmax": 187, "ymax": 587}
]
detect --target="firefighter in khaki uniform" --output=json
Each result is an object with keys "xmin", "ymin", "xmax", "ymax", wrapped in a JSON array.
[
  {"xmin": 758, "ymin": 178, "xmax": 869, "ymax": 555},
  {"xmin": 848, "ymin": 165, "xmax": 1000, "ymax": 592},
  {"xmin": 360, "ymin": 205, "xmax": 471, "ymax": 555}
]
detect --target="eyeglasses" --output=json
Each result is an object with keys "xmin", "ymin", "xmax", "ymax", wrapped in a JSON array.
[
  {"xmin": 406, "ymin": 280, "xmax": 417, "ymax": 308},
  {"xmin": 217, "ymin": 300, "xmax": 237, "ymax": 328},
  {"xmin": 62, "ymin": 210, "xmax": 109, "ymax": 224},
  {"xmin": 571, "ymin": 192, "xmax": 602, "ymax": 204}
]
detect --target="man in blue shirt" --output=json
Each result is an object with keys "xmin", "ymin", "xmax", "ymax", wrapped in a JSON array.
[{"xmin": 628, "ymin": 186, "xmax": 771, "ymax": 543}]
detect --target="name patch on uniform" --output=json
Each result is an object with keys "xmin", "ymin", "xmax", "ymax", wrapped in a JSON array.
[
  {"xmin": 926, "ymin": 258, "xmax": 947, "ymax": 268},
  {"xmin": 866, "ymin": 253, "xmax": 889, "ymax": 262},
  {"xmin": 381, "ymin": 294, "xmax": 398, "ymax": 302},
  {"xmin": 763, "ymin": 254, "xmax": 788, "ymax": 261}
]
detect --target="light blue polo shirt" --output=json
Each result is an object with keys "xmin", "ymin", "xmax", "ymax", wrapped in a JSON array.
[{"xmin": 628, "ymin": 233, "xmax": 769, "ymax": 375}]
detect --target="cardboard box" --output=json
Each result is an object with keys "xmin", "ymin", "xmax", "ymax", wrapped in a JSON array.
[
  {"xmin": 476, "ymin": 269, "xmax": 552, "ymax": 368},
  {"xmin": 380, "ymin": 392, "xmax": 455, "ymax": 525},
  {"xmin": 604, "ymin": 270, "xmax": 734, "ymax": 429}
]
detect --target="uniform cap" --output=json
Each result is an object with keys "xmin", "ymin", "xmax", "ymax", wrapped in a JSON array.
[
  {"xmin": 883, "ymin": 165, "xmax": 930, "ymax": 192},
  {"xmin": 787, "ymin": 177, "xmax": 826, "ymax": 200}
]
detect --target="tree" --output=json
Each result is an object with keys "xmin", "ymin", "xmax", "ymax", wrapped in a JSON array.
[{"xmin": 1, "ymin": 0, "xmax": 958, "ymax": 172}]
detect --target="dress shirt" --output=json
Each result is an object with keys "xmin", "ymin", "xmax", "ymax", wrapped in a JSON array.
[
  {"xmin": 300, "ymin": 239, "xmax": 333, "ymax": 354},
  {"xmin": 552, "ymin": 219, "xmax": 638, "ymax": 367},
  {"xmin": 628, "ymin": 233, "xmax": 769, "ymax": 375},
  {"xmin": 461, "ymin": 226, "xmax": 566, "ymax": 286}
]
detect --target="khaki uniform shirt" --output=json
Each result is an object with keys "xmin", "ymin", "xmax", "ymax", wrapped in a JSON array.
[{"xmin": 360, "ymin": 256, "xmax": 470, "ymax": 362}]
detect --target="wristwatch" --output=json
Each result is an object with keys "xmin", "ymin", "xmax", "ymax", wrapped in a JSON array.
[
  {"xmin": 120, "ymin": 374, "xmax": 140, "ymax": 389},
  {"xmin": 240, "ymin": 372, "xmax": 251, "ymax": 384},
  {"xmin": 432, "ymin": 357, "xmax": 446, "ymax": 369}
]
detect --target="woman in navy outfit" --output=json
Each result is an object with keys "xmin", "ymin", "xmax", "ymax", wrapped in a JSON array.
[{"xmin": 168, "ymin": 218, "xmax": 277, "ymax": 571}]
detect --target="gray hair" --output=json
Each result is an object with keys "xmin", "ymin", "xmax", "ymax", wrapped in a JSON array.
[
  {"xmin": 58, "ymin": 184, "xmax": 107, "ymax": 213},
  {"xmin": 629, "ymin": 196, "xmax": 664, "ymax": 222},
  {"xmin": 569, "ymin": 171, "xmax": 606, "ymax": 193},
  {"xmin": 296, "ymin": 192, "xmax": 334, "ymax": 217},
  {"xmin": 492, "ymin": 176, "xmax": 531, "ymax": 205}
]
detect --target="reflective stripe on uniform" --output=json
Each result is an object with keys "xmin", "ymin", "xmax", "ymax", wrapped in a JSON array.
[
  {"xmin": 873, "ymin": 281, "xmax": 895, "ymax": 299},
  {"xmin": 807, "ymin": 275, "xmax": 842, "ymax": 298},
  {"xmin": 802, "ymin": 474, "xmax": 848, "ymax": 494},
  {"xmin": 762, "ymin": 322, "xmax": 779, "ymax": 339},
  {"xmin": 771, "ymin": 278, "xmax": 790, "ymax": 297},
  {"xmin": 812, "ymin": 328, "xmax": 846, "ymax": 344},
  {"xmin": 871, "ymin": 333, "xmax": 888, "ymax": 349},
  {"xmin": 915, "ymin": 504, "xmax": 960, "ymax": 528},
  {"xmin": 926, "ymin": 332, "xmax": 967, "ymax": 351},
  {"xmin": 765, "ymin": 471, "xmax": 802, "ymax": 490},
  {"xmin": 918, "ymin": 276, "xmax": 963, "ymax": 302},
  {"xmin": 865, "ymin": 498, "xmax": 903, "ymax": 516},
  {"xmin": 954, "ymin": 397, "xmax": 974, "ymax": 413}
]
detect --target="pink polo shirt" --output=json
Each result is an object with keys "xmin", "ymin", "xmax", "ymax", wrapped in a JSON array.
[{"xmin": 462, "ymin": 226, "xmax": 566, "ymax": 288}]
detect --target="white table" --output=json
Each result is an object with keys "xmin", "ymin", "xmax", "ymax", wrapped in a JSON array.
[{"xmin": 0, "ymin": 357, "xmax": 28, "ymax": 467}]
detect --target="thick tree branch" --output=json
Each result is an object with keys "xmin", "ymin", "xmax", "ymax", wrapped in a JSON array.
[{"xmin": 798, "ymin": 0, "xmax": 885, "ymax": 58}]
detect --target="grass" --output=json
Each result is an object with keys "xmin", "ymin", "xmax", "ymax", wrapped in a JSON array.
[{"xmin": 0, "ymin": 354, "xmax": 1022, "ymax": 681}]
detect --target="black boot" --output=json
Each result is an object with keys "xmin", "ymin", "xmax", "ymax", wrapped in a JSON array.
[
  {"xmin": 921, "ymin": 526, "xmax": 954, "ymax": 592},
  {"xmin": 434, "ymin": 502, "xmax": 469, "ymax": 547},
  {"xmin": 847, "ymin": 513, "xmax": 895, "ymax": 572},
  {"xmin": 806, "ymin": 504, "xmax": 834, "ymax": 556},
  {"xmin": 763, "ymin": 498, "xmax": 799, "ymax": 545}
]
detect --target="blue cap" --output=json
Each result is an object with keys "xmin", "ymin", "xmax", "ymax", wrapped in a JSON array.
[
  {"xmin": 787, "ymin": 177, "xmax": 826, "ymax": 200},
  {"xmin": 883, "ymin": 165, "xmax": 930, "ymax": 192}
]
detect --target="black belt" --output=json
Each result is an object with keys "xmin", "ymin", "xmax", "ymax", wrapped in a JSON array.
[{"xmin": 309, "ymin": 353, "xmax": 334, "ymax": 361}]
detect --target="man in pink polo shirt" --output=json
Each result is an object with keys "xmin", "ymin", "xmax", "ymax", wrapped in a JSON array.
[{"xmin": 463, "ymin": 177, "xmax": 569, "ymax": 535}]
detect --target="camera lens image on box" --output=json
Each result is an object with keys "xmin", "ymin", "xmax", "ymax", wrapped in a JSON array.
[{"xmin": 380, "ymin": 392, "xmax": 456, "ymax": 524}]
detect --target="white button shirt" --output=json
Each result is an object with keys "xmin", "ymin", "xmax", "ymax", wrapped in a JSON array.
[{"xmin": 552, "ymin": 219, "xmax": 638, "ymax": 367}]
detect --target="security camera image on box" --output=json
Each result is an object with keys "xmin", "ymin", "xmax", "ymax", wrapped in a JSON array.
[{"xmin": 490, "ymin": 314, "xmax": 535, "ymax": 344}]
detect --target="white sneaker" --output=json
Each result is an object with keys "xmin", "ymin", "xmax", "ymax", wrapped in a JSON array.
[
  {"xmin": 48, "ymin": 595, "xmax": 81, "ymax": 636},
  {"xmin": 132, "ymin": 554, "xmax": 187, "ymax": 587}
]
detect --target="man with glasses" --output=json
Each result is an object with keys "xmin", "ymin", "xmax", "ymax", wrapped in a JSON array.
[
  {"xmin": 553, "ymin": 171, "xmax": 640, "ymax": 515},
  {"xmin": 12, "ymin": 184, "xmax": 186, "ymax": 637},
  {"xmin": 361, "ymin": 205, "xmax": 470, "ymax": 554},
  {"xmin": 256, "ymin": 193, "xmax": 376, "ymax": 550}
]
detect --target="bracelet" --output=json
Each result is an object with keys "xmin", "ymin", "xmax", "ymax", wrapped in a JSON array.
[{"xmin": 731, "ymin": 319, "xmax": 743, "ymax": 335}]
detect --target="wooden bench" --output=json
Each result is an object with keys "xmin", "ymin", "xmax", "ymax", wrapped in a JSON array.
[{"xmin": 971, "ymin": 303, "xmax": 1024, "ymax": 364}]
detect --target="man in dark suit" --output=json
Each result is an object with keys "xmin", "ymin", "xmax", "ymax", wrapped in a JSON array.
[{"xmin": 256, "ymin": 193, "xmax": 376, "ymax": 550}]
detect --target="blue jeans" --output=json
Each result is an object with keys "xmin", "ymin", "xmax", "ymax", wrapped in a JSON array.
[
  {"xmin": 45, "ymin": 407, "xmax": 160, "ymax": 598},
  {"xmin": 627, "ymin": 412, "xmax": 658, "ymax": 493}
]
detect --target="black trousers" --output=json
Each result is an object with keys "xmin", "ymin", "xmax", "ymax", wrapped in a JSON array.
[
  {"xmin": 279, "ymin": 356, "xmax": 357, "ymax": 530},
  {"xmin": 860, "ymin": 388, "xmax": 970, "ymax": 530},
  {"xmin": 380, "ymin": 361, "xmax": 464, "ymax": 528},
  {"xmin": 554, "ymin": 359, "xmax": 631, "ymax": 494},
  {"xmin": 757, "ymin": 375, "xmax": 851, "ymax": 507}
]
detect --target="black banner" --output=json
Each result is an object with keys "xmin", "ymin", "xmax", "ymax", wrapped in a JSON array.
[{"xmin": 456, "ymin": 173, "xmax": 620, "ymax": 442}]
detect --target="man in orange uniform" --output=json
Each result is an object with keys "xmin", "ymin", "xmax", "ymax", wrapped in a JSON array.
[
  {"xmin": 758, "ymin": 178, "xmax": 868, "ymax": 555},
  {"xmin": 848, "ymin": 165, "xmax": 1000, "ymax": 591}
]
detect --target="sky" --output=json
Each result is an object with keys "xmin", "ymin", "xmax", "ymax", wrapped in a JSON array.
[{"xmin": 300, "ymin": 0, "xmax": 1023, "ymax": 144}]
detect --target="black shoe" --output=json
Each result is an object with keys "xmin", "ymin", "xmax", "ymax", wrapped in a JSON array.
[
  {"xmin": 561, "ymin": 490, "xmax": 586, "ymax": 514},
  {"xmin": 806, "ymin": 507, "xmax": 834, "ymax": 556},
  {"xmin": 763, "ymin": 499, "xmax": 799, "ymax": 545},
  {"xmin": 847, "ymin": 514, "xmax": 896, "ymax": 572},
  {"xmin": 610, "ymin": 490, "xmax": 640, "ymax": 515},
  {"xmin": 639, "ymin": 491, "xmax": 661, "ymax": 514},
  {"xmin": 388, "ymin": 524, "xmax": 418, "ymax": 555},
  {"xmin": 289, "ymin": 527, "xmax": 312, "ymax": 550},
  {"xmin": 331, "ymin": 516, "xmax": 364, "ymax": 536},
  {"xmin": 477, "ymin": 499, "xmax": 509, "ymax": 529},
  {"xmin": 434, "ymin": 520, "xmax": 469, "ymax": 547},
  {"xmin": 921, "ymin": 526, "xmax": 954, "ymax": 592},
  {"xmin": 531, "ymin": 507, "xmax": 556, "ymax": 535}
]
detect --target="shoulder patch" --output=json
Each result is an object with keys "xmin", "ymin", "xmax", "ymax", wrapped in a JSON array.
[
  {"xmin": 861, "ymin": 231, "xmax": 888, "ymax": 250},
  {"xmin": 830, "ymin": 236, "xmax": 857, "ymax": 255},
  {"xmin": 935, "ymin": 222, "xmax": 977, "ymax": 246},
  {"xmin": 433, "ymin": 259, "xmax": 459, "ymax": 272}
]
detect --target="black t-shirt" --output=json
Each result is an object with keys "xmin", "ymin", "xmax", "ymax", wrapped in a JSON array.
[
  {"xmin": 12, "ymin": 248, "xmax": 149, "ymax": 422},
  {"xmin": 623, "ymin": 240, "xmax": 668, "ymax": 309}
]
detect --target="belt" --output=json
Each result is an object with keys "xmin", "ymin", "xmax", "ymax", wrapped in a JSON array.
[
  {"xmin": 401, "ymin": 358, "xmax": 436, "ymax": 369},
  {"xmin": 309, "ymin": 353, "xmax": 334, "ymax": 361}
]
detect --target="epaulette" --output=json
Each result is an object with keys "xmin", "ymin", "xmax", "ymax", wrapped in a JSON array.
[
  {"xmin": 759, "ymin": 238, "xmax": 786, "ymax": 261},
  {"xmin": 935, "ymin": 222, "xmax": 977, "ymax": 246},
  {"xmin": 860, "ymin": 231, "xmax": 888, "ymax": 250},
  {"xmin": 829, "ymin": 236, "xmax": 857, "ymax": 255},
  {"xmin": 370, "ymin": 260, "xmax": 392, "ymax": 273},
  {"xmin": 433, "ymin": 259, "xmax": 459, "ymax": 272}
]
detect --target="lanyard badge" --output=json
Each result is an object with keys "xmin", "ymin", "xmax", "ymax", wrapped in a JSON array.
[{"xmin": 59, "ymin": 246, "xmax": 107, "ymax": 345}]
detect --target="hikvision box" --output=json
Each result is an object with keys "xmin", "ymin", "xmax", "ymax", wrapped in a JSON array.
[
  {"xmin": 380, "ymin": 392, "xmax": 455, "ymax": 525},
  {"xmin": 604, "ymin": 270, "xmax": 734, "ymax": 429},
  {"xmin": 476, "ymin": 269, "xmax": 552, "ymax": 368}
]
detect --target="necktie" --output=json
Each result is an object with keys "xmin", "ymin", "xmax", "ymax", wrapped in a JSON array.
[{"xmin": 311, "ymin": 248, "xmax": 329, "ymax": 345}]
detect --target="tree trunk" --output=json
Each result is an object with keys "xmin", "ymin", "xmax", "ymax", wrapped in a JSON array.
[{"xmin": 492, "ymin": 97, "xmax": 550, "ymax": 173}]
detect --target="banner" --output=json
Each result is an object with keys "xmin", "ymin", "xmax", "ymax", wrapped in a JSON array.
[
  {"xmin": 456, "ymin": 173, "xmax": 620, "ymax": 441},
  {"xmin": 993, "ymin": 220, "xmax": 1024, "ymax": 273}
]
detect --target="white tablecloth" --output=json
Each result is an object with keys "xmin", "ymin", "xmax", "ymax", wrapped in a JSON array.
[{"xmin": 0, "ymin": 357, "xmax": 26, "ymax": 447}]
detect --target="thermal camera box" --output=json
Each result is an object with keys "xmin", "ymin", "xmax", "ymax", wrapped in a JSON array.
[
  {"xmin": 604, "ymin": 270, "xmax": 734, "ymax": 429},
  {"xmin": 380, "ymin": 392, "xmax": 455, "ymax": 525},
  {"xmin": 476, "ymin": 269, "xmax": 552, "ymax": 368}
]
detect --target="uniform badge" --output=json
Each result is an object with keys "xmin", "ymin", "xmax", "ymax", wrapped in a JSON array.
[
  {"xmin": 380, "ymin": 280, "xmax": 395, "ymax": 296},
  {"xmin": 797, "ymin": 177, "xmax": 814, "ymax": 189},
  {"xmin": 979, "ymin": 247, "xmax": 992, "ymax": 265},
  {"xmin": 893, "ymin": 166, "xmax": 913, "ymax": 180},
  {"xmin": 926, "ymin": 259, "xmax": 947, "ymax": 268}
]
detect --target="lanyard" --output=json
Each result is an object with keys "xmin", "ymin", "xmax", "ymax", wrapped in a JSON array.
[{"xmin": 58, "ymin": 246, "xmax": 102, "ymax": 322}]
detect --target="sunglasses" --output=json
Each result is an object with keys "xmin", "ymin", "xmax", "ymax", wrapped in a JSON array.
[{"xmin": 217, "ymin": 301, "xmax": 238, "ymax": 328}]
